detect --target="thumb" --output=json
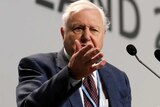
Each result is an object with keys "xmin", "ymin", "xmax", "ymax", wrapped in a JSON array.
[{"xmin": 74, "ymin": 40, "xmax": 81, "ymax": 53}]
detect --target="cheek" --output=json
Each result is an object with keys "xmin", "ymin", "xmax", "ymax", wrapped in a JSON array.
[
  {"xmin": 64, "ymin": 35, "xmax": 74, "ymax": 49},
  {"xmin": 63, "ymin": 34, "xmax": 78, "ymax": 55},
  {"xmin": 91, "ymin": 36, "xmax": 104, "ymax": 49}
]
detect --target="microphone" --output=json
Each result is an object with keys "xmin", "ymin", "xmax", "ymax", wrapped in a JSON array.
[
  {"xmin": 154, "ymin": 49, "xmax": 160, "ymax": 62},
  {"xmin": 126, "ymin": 44, "xmax": 160, "ymax": 79}
]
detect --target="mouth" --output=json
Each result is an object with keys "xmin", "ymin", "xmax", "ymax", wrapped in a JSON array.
[
  {"xmin": 81, "ymin": 42, "xmax": 94, "ymax": 46},
  {"xmin": 81, "ymin": 44, "xmax": 86, "ymax": 47}
]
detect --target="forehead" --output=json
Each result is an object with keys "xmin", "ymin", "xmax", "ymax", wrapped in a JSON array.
[{"xmin": 67, "ymin": 9, "xmax": 103, "ymax": 28}]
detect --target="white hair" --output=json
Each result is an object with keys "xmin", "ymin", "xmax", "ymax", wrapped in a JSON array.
[{"xmin": 62, "ymin": 0, "xmax": 110, "ymax": 30}]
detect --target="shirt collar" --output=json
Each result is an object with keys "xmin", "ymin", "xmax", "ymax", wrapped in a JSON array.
[{"xmin": 63, "ymin": 48, "xmax": 71, "ymax": 60}]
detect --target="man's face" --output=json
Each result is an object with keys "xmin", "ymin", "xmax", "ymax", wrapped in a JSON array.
[{"xmin": 61, "ymin": 9, "xmax": 106, "ymax": 56}]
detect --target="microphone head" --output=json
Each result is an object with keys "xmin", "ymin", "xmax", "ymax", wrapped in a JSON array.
[
  {"xmin": 126, "ymin": 44, "xmax": 137, "ymax": 56},
  {"xmin": 154, "ymin": 49, "xmax": 160, "ymax": 62}
]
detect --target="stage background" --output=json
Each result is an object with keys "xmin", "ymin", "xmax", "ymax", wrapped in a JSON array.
[{"xmin": 0, "ymin": 0, "xmax": 160, "ymax": 107}]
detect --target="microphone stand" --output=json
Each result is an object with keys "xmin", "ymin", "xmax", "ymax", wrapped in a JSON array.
[{"xmin": 135, "ymin": 55, "xmax": 160, "ymax": 79}]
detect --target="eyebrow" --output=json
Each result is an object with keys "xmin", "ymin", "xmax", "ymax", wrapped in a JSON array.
[
  {"xmin": 70, "ymin": 23, "xmax": 85, "ymax": 28},
  {"xmin": 71, "ymin": 23, "xmax": 100, "ymax": 29}
]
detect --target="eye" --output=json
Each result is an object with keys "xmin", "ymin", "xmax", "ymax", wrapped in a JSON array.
[
  {"xmin": 90, "ymin": 28, "xmax": 99, "ymax": 32},
  {"xmin": 92, "ymin": 29, "xmax": 98, "ymax": 31},
  {"xmin": 73, "ymin": 27, "xmax": 83, "ymax": 34}
]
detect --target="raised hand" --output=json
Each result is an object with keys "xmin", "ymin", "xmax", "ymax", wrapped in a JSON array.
[{"xmin": 68, "ymin": 40, "xmax": 106, "ymax": 80}]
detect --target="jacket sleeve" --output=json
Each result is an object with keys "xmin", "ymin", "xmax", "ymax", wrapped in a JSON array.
[
  {"xmin": 121, "ymin": 72, "xmax": 132, "ymax": 107},
  {"xmin": 16, "ymin": 56, "xmax": 81, "ymax": 107}
]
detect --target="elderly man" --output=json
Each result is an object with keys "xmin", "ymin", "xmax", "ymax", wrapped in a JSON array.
[{"xmin": 16, "ymin": 0, "xmax": 131, "ymax": 107}]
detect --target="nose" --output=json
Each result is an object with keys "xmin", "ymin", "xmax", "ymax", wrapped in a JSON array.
[{"xmin": 80, "ymin": 28, "xmax": 91, "ymax": 43}]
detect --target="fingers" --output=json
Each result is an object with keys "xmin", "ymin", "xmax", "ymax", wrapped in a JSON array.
[
  {"xmin": 74, "ymin": 40, "xmax": 81, "ymax": 53},
  {"xmin": 78, "ymin": 44, "xmax": 94, "ymax": 56},
  {"xmin": 90, "ymin": 60, "xmax": 106, "ymax": 71},
  {"xmin": 74, "ymin": 42, "xmax": 103, "ymax": 66},
  {"xmin": 84, "ymin": 48, "xmax": 101, "ymax": 63},
  {"xmin": 69, "ymin": 41, "xmax": 106, "ymax": 79},
  {"xmin": 74, "ymin": 40, "xmax": 93, "ymax": 55},
  {"xmin": 73, "ymin": 40, "xmax": 106, "ymax": 70}
]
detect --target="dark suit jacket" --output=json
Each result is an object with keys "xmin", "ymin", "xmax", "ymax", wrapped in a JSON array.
[{"xmin": 16, "ymin": 49, "xmax": 131, "ymax": 107}]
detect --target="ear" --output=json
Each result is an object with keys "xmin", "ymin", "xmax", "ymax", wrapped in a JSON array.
[{"xmin": 60, "ymin": 27, "xmax": 65, "ymax": 40}]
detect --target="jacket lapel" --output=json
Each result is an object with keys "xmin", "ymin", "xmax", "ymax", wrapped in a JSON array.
[
  {"xmin": 56, "ymin": 48, "xmax": 69, "ymax": 69},
  {"xmin": 98, "ymin": 63, "xmax": 121, "ymax": 107}
]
